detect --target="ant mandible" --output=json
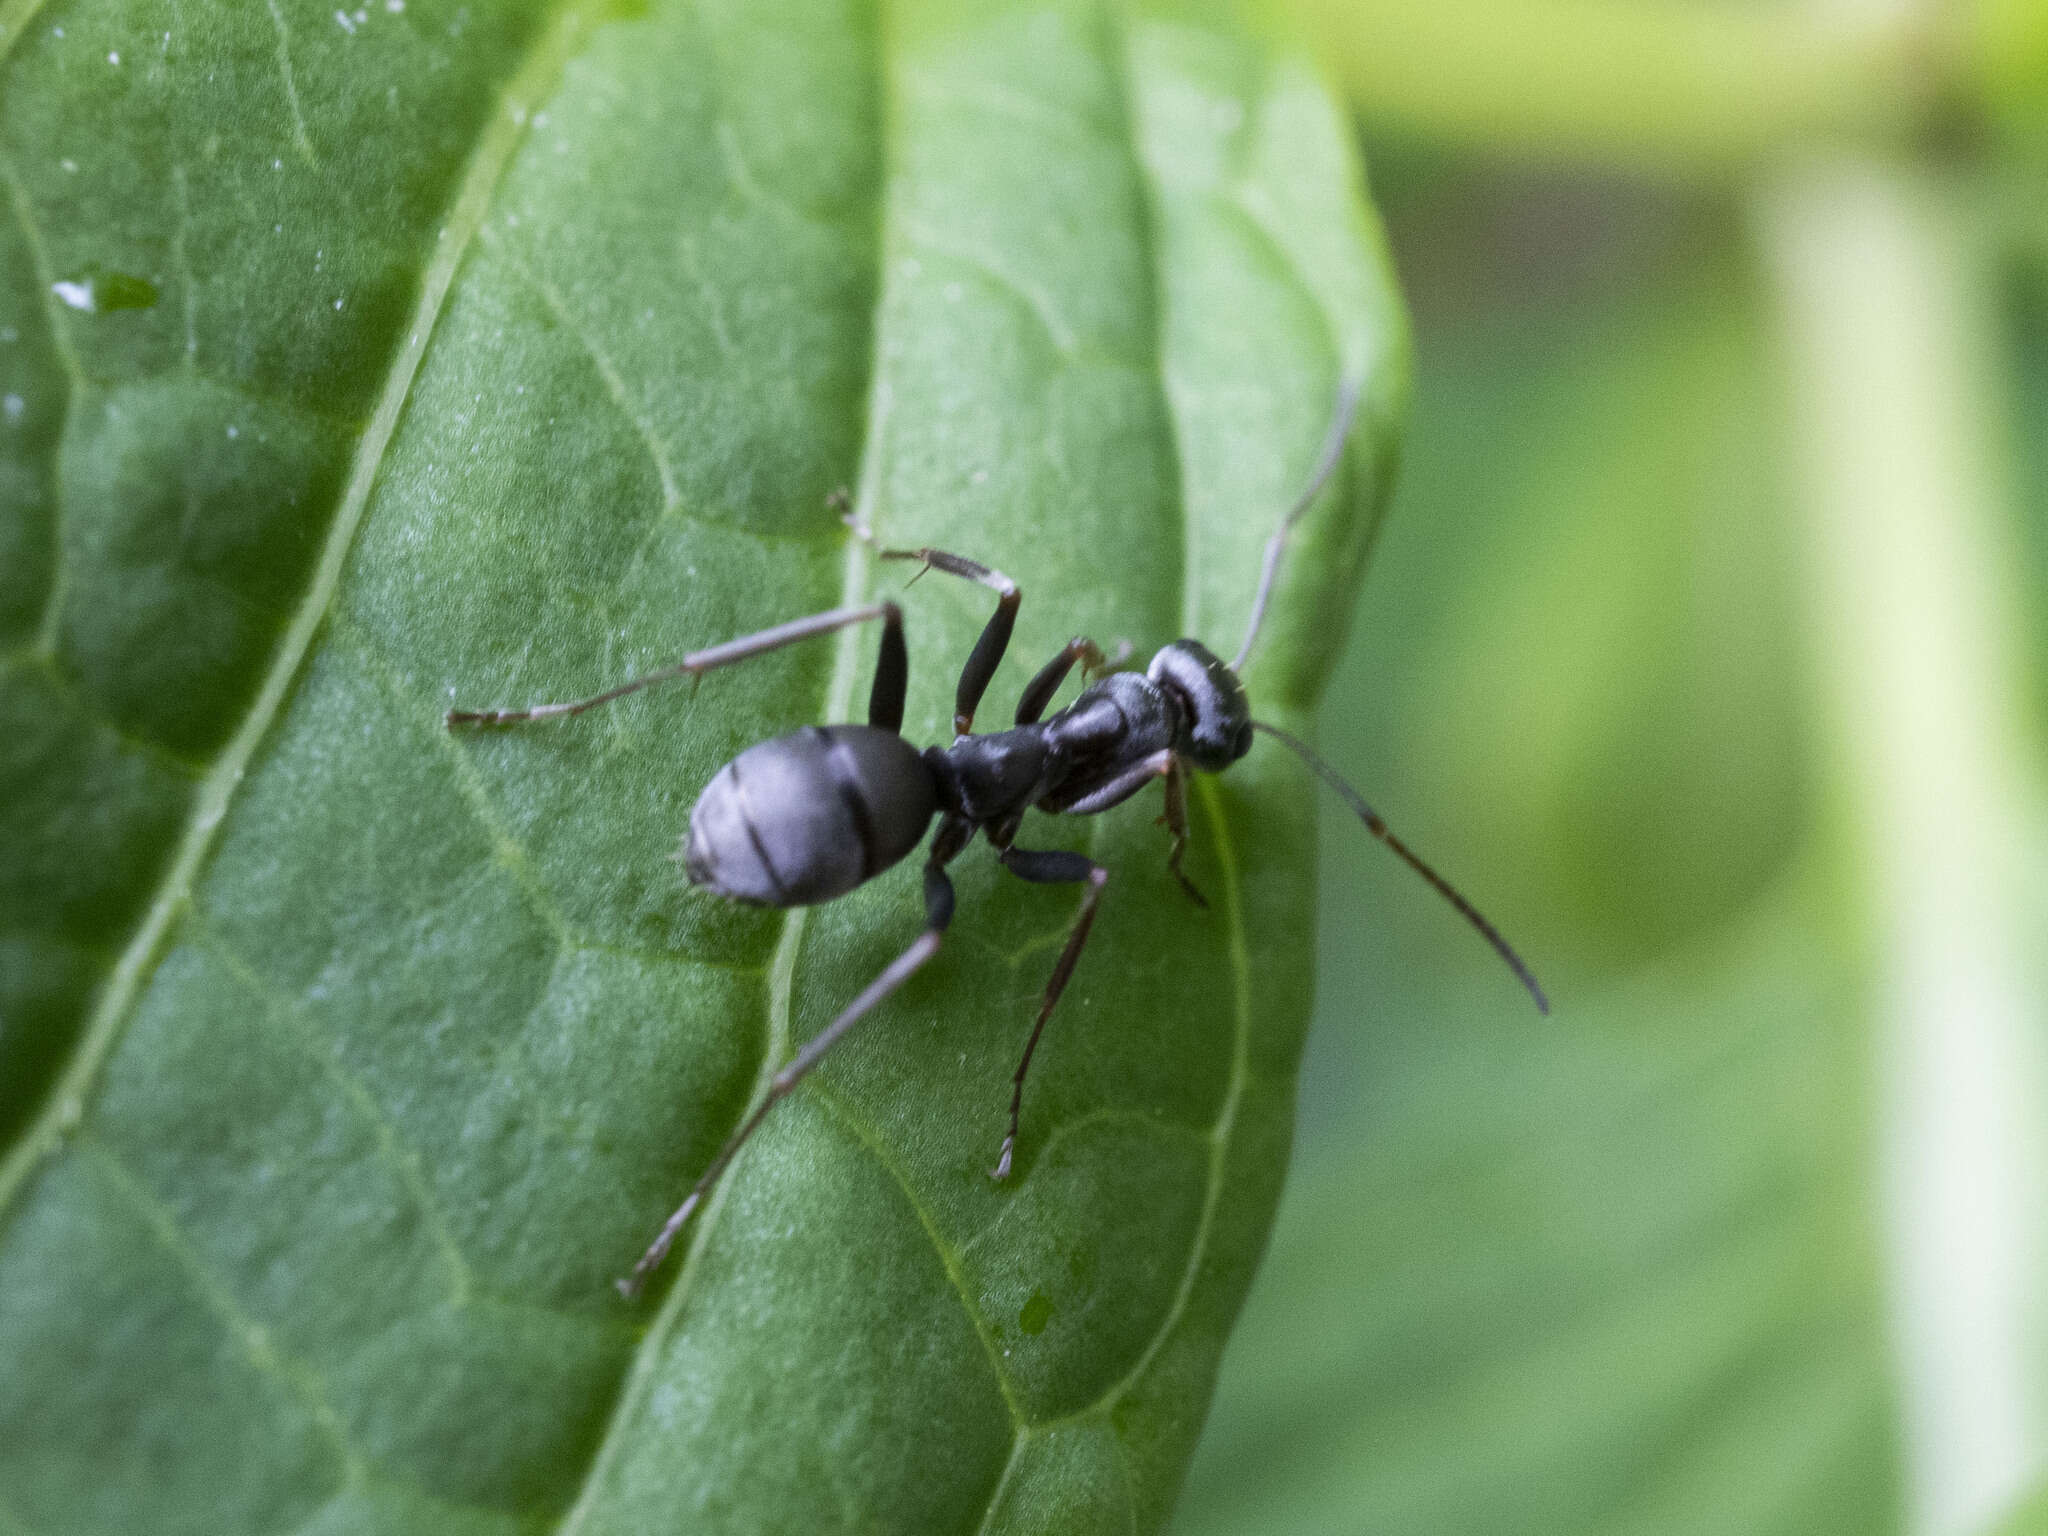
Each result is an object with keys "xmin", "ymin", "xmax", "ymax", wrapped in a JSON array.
[{"xmin": 447, "ymin": 378, "xmax": 1546, "ymax": 1298}]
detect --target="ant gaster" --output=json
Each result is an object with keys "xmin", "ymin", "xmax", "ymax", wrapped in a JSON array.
[{"xmin": 447, "ymin": 379, "xmax": 1547, "ymax": 1299}]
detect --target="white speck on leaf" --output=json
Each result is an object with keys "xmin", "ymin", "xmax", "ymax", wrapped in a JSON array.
[
  {"xmin": 3, "ymin": 394, "xmax": 24, "ymax": 424},
  {"xmin": 50, "ymin": 281, "xmax": 93, "ymax": 311}
]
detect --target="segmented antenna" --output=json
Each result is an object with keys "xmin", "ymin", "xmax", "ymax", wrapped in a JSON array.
[
  {"xmin": 1230, "ymin": 375, "xmax": 1365, "ymax": 674},
  {"xmin": 1252, "ymin": 721, "xmax": 1549, "ymax": 1014}
]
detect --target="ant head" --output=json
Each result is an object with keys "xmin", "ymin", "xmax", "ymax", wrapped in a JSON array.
[{"xmin": 1148, "ymin": 640, "xmax": 1252, "ymax": 772}]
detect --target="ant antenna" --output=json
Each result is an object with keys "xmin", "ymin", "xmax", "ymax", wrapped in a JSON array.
[
  {"xmin": 1252, "ymin": 721, "xmax": 1549, "ymax": 1014},
  {"xmin": 1230, "ymin": 374, "xmax": 1365, "ymax": 674}
]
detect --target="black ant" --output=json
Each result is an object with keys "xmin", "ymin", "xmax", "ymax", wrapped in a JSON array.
[{"xmin": 447, "ymin": 379, "xmax": 1546, "ymax": 1298}]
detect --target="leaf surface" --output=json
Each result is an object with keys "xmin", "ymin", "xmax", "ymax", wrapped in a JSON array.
[{"xmin": 0, "ymin": 1, "xmax": 1405, "ymax": 1531}]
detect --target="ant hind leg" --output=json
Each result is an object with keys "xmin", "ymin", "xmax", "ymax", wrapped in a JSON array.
[
  {"xmin": 990, "ymin": 846, "xmax": 1109, "ymax": 1181},
  {"xmin": 447, "ymin": 602, "xmax": 903, "ymax": 728},
  {"xmin": 617, "ymin": 827, "xmax": 968, "ymax": 1299}
]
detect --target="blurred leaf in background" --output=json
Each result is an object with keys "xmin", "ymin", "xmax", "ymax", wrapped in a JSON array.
[
  {"xmin": 1184, "ymin": 160, "xmax": 1898, "ymax": 1534},
  {"xmin": 1183, "ymin": 0, "xmax": 2048, "ymax": 1528}
]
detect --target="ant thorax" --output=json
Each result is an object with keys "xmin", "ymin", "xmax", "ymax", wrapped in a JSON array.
[{"xmin": 932, "ymin": 725, "xmax": 1056, "ymax": 823}]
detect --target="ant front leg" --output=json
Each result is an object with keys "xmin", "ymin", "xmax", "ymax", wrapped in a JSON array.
[
  {"xmin": 1050, "ymin": 749, "xmax": 1201, "ymax": 903},
  {"xmin": 991, "ymin": 845, "xmax": 1109, "ymax": 1181},
  {"xmin": 1015, "ymin": 636, "xmax": 1107, "ymax": 726},
  {"xmin": 617, "ymin": 817, "xmax": 972, "ymax": 1299},
  {"xmin": 1160, "ymin": 755, "xmax": 1207, "ymax": 908},
  {"xmin": 446, "ymin": 602, "xmax": 903, "ymax": 727}
]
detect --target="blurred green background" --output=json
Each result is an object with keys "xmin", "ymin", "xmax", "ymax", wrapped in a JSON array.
[{"xmin": 1179, "ymin": 2, "xmax": 2048, "ymax": 1532}]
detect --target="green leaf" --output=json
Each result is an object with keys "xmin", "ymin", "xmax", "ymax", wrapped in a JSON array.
[{"xmin": 0, "ymin": 1, "xmax": 1405, "ymax": 1531}]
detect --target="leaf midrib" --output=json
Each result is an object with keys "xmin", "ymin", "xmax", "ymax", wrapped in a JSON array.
[
  {"xmin": 0, "ymin": 0, "xmax": 604, "ymax": 1228},
  {"xmin": 557, "ymin": 9, "xmax": 1253, "ymax": 1525},
  {"xmin": 0, "ymin": 0, "xmax": 53, "ymax": 75},
  {"xmin": 549, "ymin": 17, "xmax": 905, "ymax": 1524}
]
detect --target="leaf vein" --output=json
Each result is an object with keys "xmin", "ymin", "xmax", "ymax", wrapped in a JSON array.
[
  {"xmin": 712, "ymin": 120, "xmax": 840, "ymax": 232},
  {"xmin": 0, "ymin": 0, "xmax": 605, "ymax": 1245},
  {"xmin": 191, "ymin": 919, "xmax": 477, "ymax": 1307},
  {"xmin": 1, "ymin": 650, "xmax": 210, "ymax": 779},
  {"xmin": 971, "ymin": 1428, "xmax": 1031, "ymax": 1536},
  {"xmin": 0, "ymin": 0, "xmax": 52, "ymax": 75},
  {"xmin": 337, "ymin": 615, "xmax": 598, "ymax": 958},
  {"xmin": 483, "ymin": 224, "xmax": 681, "ymax": 510},
  {"xmin": 551, "ymin": 19, "xmax": 897, "ymax": 1523},
  {"xmin": 1018, "ymin": 12, "xmax": 1249, "ymax": 1442},
  {"xmin": 899, "ymin": 216, "xmax": 1080, "ymax": 358},
  {"xmin": 78, "ymin": 1135, "xmax": 369, "ymax": 1484},
  {"xmin": 807, "ymin": 1079, "xmax": 1026, "ymax": 1424},
  {"xmin": 264, "ymin": 0, "xmax": 321, "ymax": 169},
  {"xmin": 1031, "ymin": 778, "xmax": 1253, "ymax": 1447},
  {"xmin": 0, "ymin": 152, "xmax": 83, "ymax": 656}
]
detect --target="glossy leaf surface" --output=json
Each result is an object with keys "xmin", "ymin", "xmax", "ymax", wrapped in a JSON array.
[{"xmin": 0, "ymin": 1, "xmax": 1405, "ymax": 1530}]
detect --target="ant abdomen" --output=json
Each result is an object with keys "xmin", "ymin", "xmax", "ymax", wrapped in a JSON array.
[{"xmin": 684, "ymin": 725, "xmax": 939, "ymax": 908}]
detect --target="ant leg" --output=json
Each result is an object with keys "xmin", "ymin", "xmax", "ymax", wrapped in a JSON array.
[
  {"xmin": 1015, "ymin": 637, "xmax": 1107, "ymax": 726},
  {"xmin": 852, "ymin": 525, "xmax": 1020, "ymax": 735},
  {"xmin": 893, "ymin": 549, "xmax": 1016, "ymax": 736},
  {"xmin": 1160, "ymin": 756, "xmax": 1208, "ymax": 908},
  {"xmin": 1053, "ymin": 749, "xmax": 1173, "ymax": 816},
  {"xmin": 448, "ymin": 602, "xmax": 903, "ymax": 727},
  {"xmin": 990, "ymin": 846, "xmax": 1108, "ymax": 1180},
  {"xmin": 618, "ymin": 828, "xmax": 967, "ymax": 1299},
  {"xmin": 867, "ymin": 601, "xmax": 909, "ymax": 733}
]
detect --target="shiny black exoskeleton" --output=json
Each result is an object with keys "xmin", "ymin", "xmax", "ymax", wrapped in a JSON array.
[
  {"xmin": 447, "ymin": 380, "xmax": 1544, "ymax": 1298},
  {"xmin": 684, "ymin": 633, "xmax": 1246, "ymax": 912}
]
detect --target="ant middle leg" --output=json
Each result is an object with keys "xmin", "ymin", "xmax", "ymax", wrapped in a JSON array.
[
  {"xmin": 991, "ymin": 846, "xmax": 1109, "ymax": 1181},
  {"xmin": 447, "ymin": 602, "xmax": 904, "ymax": 728},
  {"xmin": 618, "ymin": 818, "xmax": 971, "ymax": 1299},
  {"xmin": 849, "ymin": 519, "xmax": 1019, "ymax": 736},
  {"xmin": 866, "ymin": 599, "xmax": 910, "ymax": 733}
]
